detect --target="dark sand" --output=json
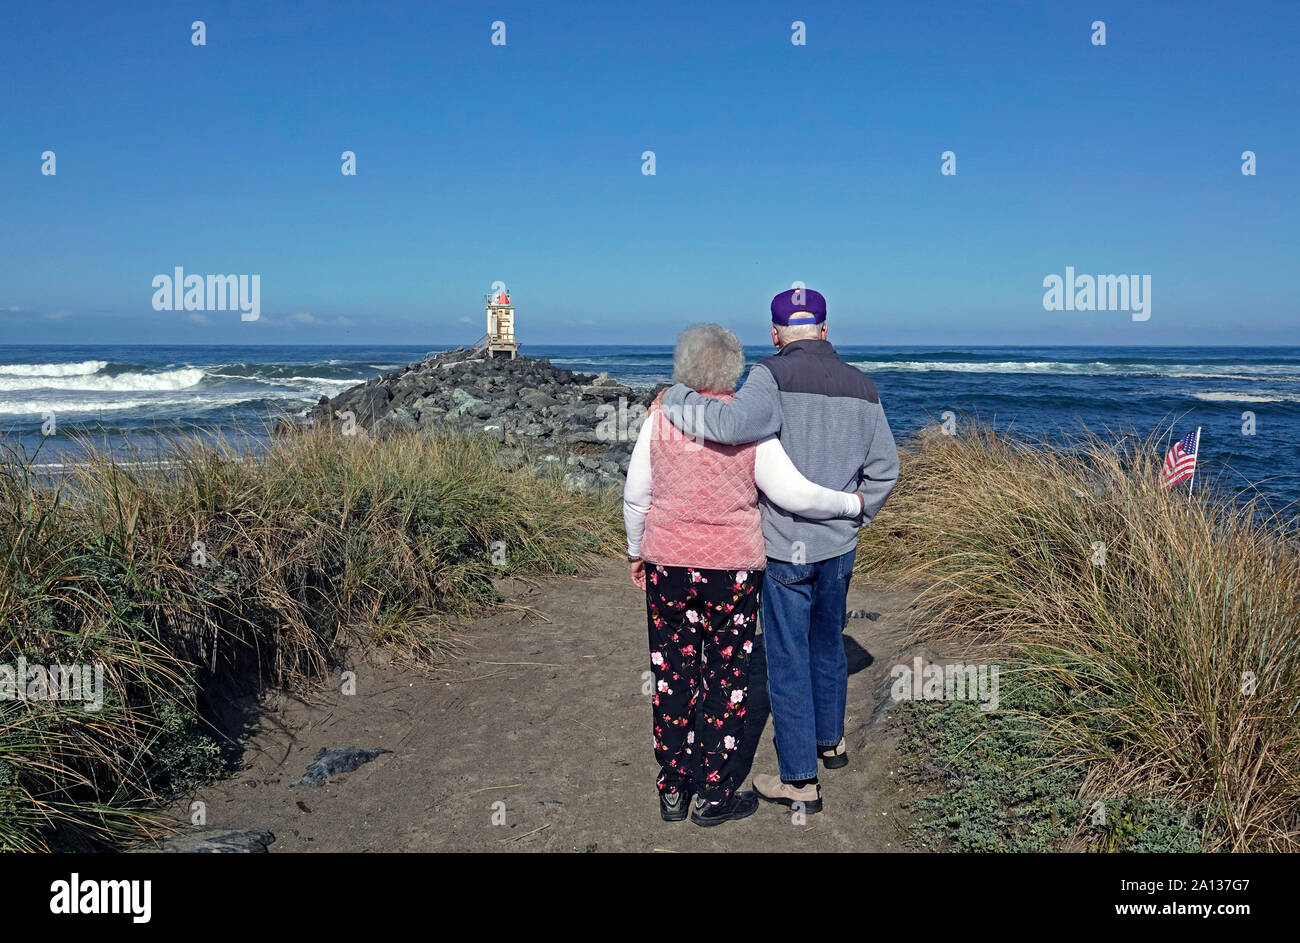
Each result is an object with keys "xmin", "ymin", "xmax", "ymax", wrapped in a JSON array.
[{"xmin": 158, "ymin": 559, "xmax": 935, "ymax": 852}]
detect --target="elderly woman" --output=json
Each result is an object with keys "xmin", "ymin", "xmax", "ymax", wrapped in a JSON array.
[{"xmin": 623, "ymin": 324, "xmax": 862, "ymax": 827}]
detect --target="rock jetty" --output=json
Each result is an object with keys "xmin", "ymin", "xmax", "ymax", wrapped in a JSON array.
[{"xmin": 303, "ymin": 348, "xmax": 660, "ymax": 491}]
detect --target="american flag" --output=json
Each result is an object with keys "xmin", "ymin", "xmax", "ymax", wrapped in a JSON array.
[{"xmin": 1159, "ymin": 428, "xmax": 1200, "ymax": 490}]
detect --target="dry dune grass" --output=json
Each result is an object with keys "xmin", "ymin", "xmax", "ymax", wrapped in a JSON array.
[
  {"xmin": 858, "ymin": 424, "xmax": 1300, "ymax": 850},
  {"xmin": 5, "ymin": 418, "xmax": 1297, "ymax": 851},
  {"xmin": 0, "ymin": 427, "xmax": 620, "ymax": 850}
]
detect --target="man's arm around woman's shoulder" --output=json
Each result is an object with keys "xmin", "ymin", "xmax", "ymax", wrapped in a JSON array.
[{"xmin": 660, "ymin": 364, "xmax": 781, "ymax": 445}]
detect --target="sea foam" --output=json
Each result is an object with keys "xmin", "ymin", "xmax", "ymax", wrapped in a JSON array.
[
  {"xmin": 0, "ymin": 367, "xmax": 205, "ymax": 393},
  {"xmin": 0, "ymin": 360, "xmax": 108, "ymax": 377}
]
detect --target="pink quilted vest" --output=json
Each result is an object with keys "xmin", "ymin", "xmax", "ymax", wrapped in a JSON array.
[{"xmin": 639, "ymin": 394, "xmax": 767, "ymax": 571}]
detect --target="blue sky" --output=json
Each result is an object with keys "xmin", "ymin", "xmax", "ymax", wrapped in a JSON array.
[{"xmin": 1, "ymin": 0, "xmax": 1297, "ymax": 347}]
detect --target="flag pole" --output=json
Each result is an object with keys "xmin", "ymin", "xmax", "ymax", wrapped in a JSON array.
[{"xmin": 1187, "ymin": 426, "xmax": 1202, "ymax": 501}]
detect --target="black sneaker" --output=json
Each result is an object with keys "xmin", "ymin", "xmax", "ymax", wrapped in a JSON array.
[
  {"xmin": 690, "ymin": 790, "xmax": 759, "ymax": 827},
  {"xmin": 659, "ymin": 786, "xmax": 692, "ymax": 822}
]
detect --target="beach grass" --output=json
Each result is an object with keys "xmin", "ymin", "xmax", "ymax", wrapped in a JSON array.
[
  {"xmin": 859, "ymin": 424, "xmax": 1300, "ymax": 851},
  {"xmin": 0, "ymin": 427, "xmax": 620, "ymax": 850},
  {"xmin": 3, "ymin": 419, "xmax": 1297, "ymax": 851}
]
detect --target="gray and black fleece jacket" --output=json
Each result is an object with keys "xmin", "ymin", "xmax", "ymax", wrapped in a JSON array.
[{"xmin": 660, "ymin": 339, "xmax": 899, "ymax": 564}]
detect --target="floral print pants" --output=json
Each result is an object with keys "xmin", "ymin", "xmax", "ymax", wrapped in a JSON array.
[{"xmin": 645, "ymin": 563, "xmax": 761, "ymax": 804}]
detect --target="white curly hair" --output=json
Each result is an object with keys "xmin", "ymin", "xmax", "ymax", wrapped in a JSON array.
[{"xmin": 672, "ymin": 323, "xmax": 747, "ymax": 393}]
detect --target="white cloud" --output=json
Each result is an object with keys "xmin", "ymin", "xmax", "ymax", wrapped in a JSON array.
[
  {"xmin": 335, "ymin": 316, "xmax": 355, "ymax": 326},
  {"xmin": 187, "ymin": 312, "xmax": 212, "ymax": 325},
  {"xmin": 291, "ymin": 312, "xmax": 319, "ymax": 325},
  {"xmin": 459, "ymin": 316, "xmax": 472, "ymax": 324},
  {"xmin": 45, "ymin": 310, "xmax": 71, "ymax": 321}
]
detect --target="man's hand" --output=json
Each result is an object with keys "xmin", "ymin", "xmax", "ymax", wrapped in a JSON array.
[{"xmin": 630, "ymin": 559, "xmax": 646, "ymax": 590}]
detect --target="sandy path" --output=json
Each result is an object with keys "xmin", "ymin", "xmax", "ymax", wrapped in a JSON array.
[{"xmin": 163, "ymin": 559, "xmax": 926, "ymax": 852}]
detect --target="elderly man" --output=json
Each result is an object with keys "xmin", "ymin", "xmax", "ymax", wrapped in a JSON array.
[{"xmin": 658, "ymin": 288, "xmax": 899, "ymax": 814}]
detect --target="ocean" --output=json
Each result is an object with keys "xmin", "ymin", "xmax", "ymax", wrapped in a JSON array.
[{"xmin": 1, "ymin": 344, "xmax": 1297, "ymax": 511}]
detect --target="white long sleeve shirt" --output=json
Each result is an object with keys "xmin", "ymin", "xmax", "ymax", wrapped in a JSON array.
[{"xmin": 622, "ymin": 416, "xmax": 861, "ymax": 558}]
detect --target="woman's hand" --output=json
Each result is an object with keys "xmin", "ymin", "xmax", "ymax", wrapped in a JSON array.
[{"xmin": 630, "ymin": 559, "xmax": 646, "ymax": 590}]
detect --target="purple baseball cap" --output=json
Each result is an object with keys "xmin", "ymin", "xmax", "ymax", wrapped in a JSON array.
[{"xmin": 771, "ymin": 287, "xmax": 826, "ymax": 326}]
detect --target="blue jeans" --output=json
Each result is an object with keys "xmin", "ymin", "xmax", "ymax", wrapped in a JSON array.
[{"xmin": 761, "ymin": 548, "xmax": 856, "ymax": 782}]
